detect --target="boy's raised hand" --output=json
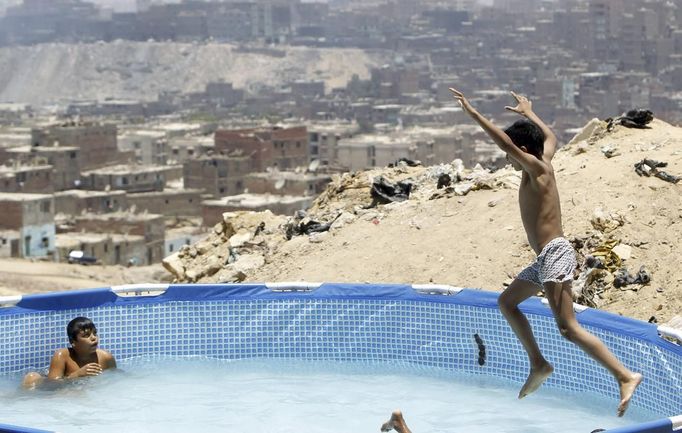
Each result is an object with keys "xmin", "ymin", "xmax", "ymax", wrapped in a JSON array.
[
  {"xmin": 505, "ymin": 91, "xmax": 532, "ymax": 116},
  {"xmin": 449, "ymin": 87, "xmax": 476, "ymax": 115}
]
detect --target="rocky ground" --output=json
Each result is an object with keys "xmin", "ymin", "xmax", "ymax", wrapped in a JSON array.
[
  {"xmin": 4, "ymin": 118, "xmax": 680, "ymax": 327},
  {"xmin": 163, "ymin": 118, "xmax": 682, "ymax": 326}
]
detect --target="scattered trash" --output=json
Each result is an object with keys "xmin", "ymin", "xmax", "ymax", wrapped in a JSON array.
[
  {"xmin": 606, "ymin": 109, "xmax": 653, "ymax": 131},
  {"xmin": 613, "ymin": 265, "xmax": 651, "ymax": 288},
  {"xmin": 253, "ymin": 222, "xmax": 266, "ymax": 236},
  {"xmin": 648, "ymin": 316, "xmax": 657, "ymax": 324},
  {"xmin": 634, "ymin": 158, "xmax": 680, "ymax": 184},
  {"xmin": 600, "ymin": 144, "xmax": 620, "ymax": 158},
  {"xmin": 388, "ymin": 157, "xmax": 421, "ymax": 168},
  {"xmin": 437, "ymin": 173, "xmax": 452, "ymax": 189},
  {"xmin": 591, "ymin": 239, "xmax": 622, "ymax": 272},
  {"xmin": 590, "ymin": 208, "xmax": 625, "ymax": 233},
  {"xmin": 612, "ymin": 244, "xmax": 632, "ymax": 261},
  {"xmin": 285, "ymin": 217, "xmax": 338, "ymax": 240},
  {"xmin": 370, "ymin": 176, "xmax": 413, "ymax": 205}
]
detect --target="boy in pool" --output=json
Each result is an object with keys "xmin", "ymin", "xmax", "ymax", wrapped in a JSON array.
[
  {"xmin": 22, "ymin": 317, "xmax": 116, "ymax": 389},
  {"xmin": 449, "ymin": 88, "xmax": 642, "ymax": 416}
]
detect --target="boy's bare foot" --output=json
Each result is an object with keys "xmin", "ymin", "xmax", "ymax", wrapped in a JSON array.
[
  {"xmin": 381, "ymin": 410, "xmax": 411, "ymax": 433},
  {"xmin": 617, "ymin": 373, "xmax": 643, "ymax": 417},
  {"xmin": 518, "ymin": 362, "xmax": 554, "ymax": 399}
]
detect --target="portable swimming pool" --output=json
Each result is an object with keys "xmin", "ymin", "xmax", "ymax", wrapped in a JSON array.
[{"xmin": 0, "ymin": 283, "xmax": 680, "ymax": 433}]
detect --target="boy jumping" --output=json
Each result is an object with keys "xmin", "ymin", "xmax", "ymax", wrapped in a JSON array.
[{"xmin": 449, "ymin": 88, "xmax": 642, "ymax": 416}]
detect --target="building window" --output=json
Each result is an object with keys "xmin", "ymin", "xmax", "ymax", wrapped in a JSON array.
[
  {"xmin": 104, "ymin": 244, "xmax": 108, "ymax": 253},
  {"xmin": 41, "ymin": 237, "xmax": 49, "ymax": 248},
  {"xmin": 40, "ymin": 201, "xmax": 50, "ymax": 213},
  {"xmin": 122, "ymin": 177, "xmax": 129, "ymax": 185},
  {"xmin": 165, "ymin": 199, "xmax": 169, "ymax": 204},
  {"xmin": 219, "ymin": 187, "xmax": 225, "ymax": 194},
  {"xmin": 169, "ymin": 244, "xmax": 174, "ymax": 252},
  {"xmin": 70, "ymin": 152, "xmax": 76, "ymax": 159}
]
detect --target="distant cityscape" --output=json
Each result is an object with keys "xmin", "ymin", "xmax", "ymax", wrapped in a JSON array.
[{"xmin": 0, "ymin": 0, "xmax": 680, "ymax": 266}]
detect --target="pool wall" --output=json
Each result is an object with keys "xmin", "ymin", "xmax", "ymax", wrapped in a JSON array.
[{"xmin": 0, "ymin": 283, "xmax": 680, "ymax": 433}]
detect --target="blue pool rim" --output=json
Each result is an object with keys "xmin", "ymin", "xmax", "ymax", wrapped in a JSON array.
[{"xmin": 0, "ymin": 282, "xmax": 680, "ymax": 433}]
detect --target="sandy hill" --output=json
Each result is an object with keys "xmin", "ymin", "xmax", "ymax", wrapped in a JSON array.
[
  {"xmin": 0, "ymin": 42, "xmax": 380, "ymax": 105},
  {"xmin": 164, "ymin": 118, "xmax": 682, "ymax": 324}
]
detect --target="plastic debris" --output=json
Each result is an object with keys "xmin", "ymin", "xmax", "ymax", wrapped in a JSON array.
[
  {"xmin": 590, "ymin": 208, "xmax": 625, "ymax": 233},
  {"xmin": 634, "ymin": 158, "xmax": 680, "ymax": 184},
  {"xmin": 613, "ymin": 265, "xmax": 651, "ymax": 289},
  {"xmin": 606, "ymin": 109, "xmax": 654, "ymax": 131},
  {"xmin": 370, "ymin": 176, "xmax": 413, "ymax": 205}
]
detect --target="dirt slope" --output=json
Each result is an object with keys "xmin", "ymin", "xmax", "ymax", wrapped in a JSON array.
[{"xmin": 167, "ymin": 118, "xmax": 681, "ymax": 324}]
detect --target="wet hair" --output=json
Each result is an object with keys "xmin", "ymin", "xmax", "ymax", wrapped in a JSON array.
[
  {"xmin": 67, "ymin": 317, "xmax": 96, "ymax": 343},
  {"xmin": 504, "ymin": 119, "xmax": 545, "ymax": 159}
]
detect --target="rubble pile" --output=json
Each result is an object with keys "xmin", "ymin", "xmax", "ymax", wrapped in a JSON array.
[
  {"xmin": 163, "ymin": 161, "xmax": 522, "ymax": 283},
  {"xmin": 166, "ymin": 118, "xmax": 682, "ymax": 324}
]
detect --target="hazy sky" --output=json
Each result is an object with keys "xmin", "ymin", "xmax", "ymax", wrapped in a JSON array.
[{"xmin": 0, "ymin": 0, "xmax": 496, "ymax": 15}]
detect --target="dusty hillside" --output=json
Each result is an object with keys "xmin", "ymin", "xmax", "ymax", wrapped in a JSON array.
[
  {"xmin": 0, "ymin": 41, "xmax": 381, "ymax": 105},
  {"xmin": 165, "ymin": 118, "xmax": 682, "ymax": 324}
]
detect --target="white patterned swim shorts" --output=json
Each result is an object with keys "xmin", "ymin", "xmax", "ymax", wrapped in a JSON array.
[{"xmin": 517, "ymin": 237, "xmax": 577, "ymax": 287}]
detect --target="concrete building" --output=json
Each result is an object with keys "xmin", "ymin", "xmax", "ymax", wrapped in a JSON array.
[
  {"xmin": 183, "ymin": 155, "xmax": 252, "ymax": 198},
  {"xmin": 127, "ymin": 189, "xmax": 204, "ymax": 217},
  {"xmin": 31, "ymin": 122, "xmax": 130, "ymax": 170},
  {"xmin": 54, "ymin": 190, "xmax": 128, "ymax": 216},
  {"xmin": 167, "ymin": 135, "xmax": 213, "ymax": 164},
  {"xmin": 165, "ymin": 226, "xmax": 205, "ymax": 256},
  {"xmin": 0, "ymin": 164, "xmax": 54, "ymax": 193},
  {"xmin": 0, "ymin": 193, "xmax": 55, "ymax": 258},
  {"xmin": 0, "ymin": 230, "xmax": 19, "ymax": 258},
  {"xmin": 202, "ymin": 194, "xmax": 312, "ymax": 225},
  {"xmin": 81, "ymin": 165, "xmax": 178, "ymax": 193},
  {"xmin": 306, "ymin": 122, "xmax": 360, "ymax": 166},
  {"xmin": 214, "ymin": 126, "xmax": 309, "ymax": 171},
  {"xmin": 4, "ymin": 146, "xmax": 81, "ymax": 191},
  {"xmin": 55, "ymin": 232, "xmax": 146, "ymax": 266},
  {"xmin": 72, "ymin": 212, "xmax": 165, "ymax": 265},
  {"xmin": 118, "ymin": 130, "xmax": 168, "ymax": 165}
]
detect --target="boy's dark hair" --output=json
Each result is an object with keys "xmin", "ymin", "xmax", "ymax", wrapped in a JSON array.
[
  {"xmin": 67, "ymin": 317, "xmax": 96, "ymax": 343},
  {"xmin": 504, "ymin": 119, "xmax": 545, "ymax": 159}
]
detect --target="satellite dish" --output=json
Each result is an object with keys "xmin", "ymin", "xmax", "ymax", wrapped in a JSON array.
[
  {"xmin": 275, "ymin": 179, "xmax": 286, "ymax": 190},
  {"xmin": 308, "ymin": 159, "xmax": 320, "ymax": 172}
]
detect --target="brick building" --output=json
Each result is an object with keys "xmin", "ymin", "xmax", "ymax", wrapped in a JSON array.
[
  {"xmin": 55, "ymin": 232, "xmax": 146, "ymax": 266},
  {"xmin": 214, "ymin": 126, "xmax": 309, "ymax": 171},
  {"xmin": 5, "ymin": 145, "xmax": 81, "ymax": 191},
  {"xmin": 202, "ymin": 194, "xmax": 311, "ymax": 226},
  {"xmin": 0, "ymin": 164, "xmax": 53, "ymax": 193},
  {"xmin": 54, "ymin": 190, "xmax": 128, "ymax": 215},
  {"xmin": 31, "ymin": 122, "xmax": 131, "ymax": 170},
  {"xmin": 127, "ymin": 189, "xmax": 203, "ymax": 217},
  {"xmin": 0, "ymin": 193, "xmax": 55, "ymax": 258},
  {"xmin": 72, "ymin": 212, "xmax": 165, "ymax": 265},
  {"xmin": 183, "ymin": 155, "xmax": 252, "ymax": 198},
  {"xmin": 81, "ymin": 165, "xmax": 178, "ymax": 193},
  {"xmin": 244, "ymin": 171, "xmax": 331, "ymax": 197}
]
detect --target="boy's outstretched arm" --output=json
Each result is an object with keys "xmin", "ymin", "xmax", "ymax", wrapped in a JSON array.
[
  {"xmin": 505, "ymin": 91, "xmax": 558, "ymax": 160},
  {"xmin": 449, "ymin": 88, "xmax": 542, "ymax": 174}
]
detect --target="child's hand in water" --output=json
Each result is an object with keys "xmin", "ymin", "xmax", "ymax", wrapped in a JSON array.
[{"xmin": 72, "ymin": 363, "xmax": 102, "ymax": 378}]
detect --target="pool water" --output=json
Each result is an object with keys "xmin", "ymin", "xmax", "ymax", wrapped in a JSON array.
[{"xmin": 0, "ymin": 357, "xmax": 657, "ymax": 433}]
